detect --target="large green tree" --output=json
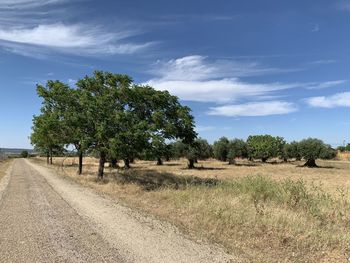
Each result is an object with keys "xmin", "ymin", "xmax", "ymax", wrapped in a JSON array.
[
  {"xmin": 247, "ymin": 135, "xmax": 285, "ymax": 162},
  {"xmin": 76, "ymin": 71, "xmax": 132, "ymax": 178},
  {"xmin": 35, "ymin": 81, "xmax": 89, "ymax": 174}
]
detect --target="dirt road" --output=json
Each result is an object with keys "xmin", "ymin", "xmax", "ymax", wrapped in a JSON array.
[{"xmin": 0, "ymin": 159, "xmax": 235, "ymax": 263}]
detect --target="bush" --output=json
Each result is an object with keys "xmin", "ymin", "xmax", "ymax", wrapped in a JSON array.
[
  {"xmin": 20, "ymin": 150, "xmax": 29, "ymax": 158},
  {"xmin": 227, "ymin": 139, "xmax": 247, "ymax": 164},
  {"xmin": 213, "ymin": 137, "xmax": 229, "ymax": 161}
]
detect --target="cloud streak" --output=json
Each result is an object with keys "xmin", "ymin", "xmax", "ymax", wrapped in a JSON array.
[
  {"xmin": 146, "ymin": 55, "xmax": 344, "ymax": 103},
  {"xmin": 306, "ymin": 92, "xmax": 350, "ymax": 108},
  {"xmin": 208, "ymin": 101, "xmax": 298, "ymax": 117},
  {"xmin": 0, "ymin": 0, "xmax": 69, "ymax": 9},
  {"xmin": 0, "ymin": 23, "xmax": 153, "ymax": 57}
]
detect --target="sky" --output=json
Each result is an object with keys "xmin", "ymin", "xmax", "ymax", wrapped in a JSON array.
[{"xmin": 0, "ymin": 0, "xmax": 350, "ymax": 149}]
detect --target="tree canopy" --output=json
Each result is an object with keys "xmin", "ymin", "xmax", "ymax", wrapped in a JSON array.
[{"xmin": 31, "ymin": 71, "xmax": 197, "ymax": 178}]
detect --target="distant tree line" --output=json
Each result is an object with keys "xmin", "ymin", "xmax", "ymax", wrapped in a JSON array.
[
  {"xmin": 167, "ymin": 136, "xmax": 336, "ymax": 168},
  {"xmin": 31, "ymin": 71, "xmax": 337, "ymax": 177},
  {"xmin": 337, "ymin": 144, "xmax": 350, "ymax": 152}
]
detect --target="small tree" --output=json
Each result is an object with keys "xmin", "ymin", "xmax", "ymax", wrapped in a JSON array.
[
  {"xmin": 227, "ymin": 139, "xmax": 247, "ymax": 165},
  {"xmin": 195, "ymin": 138, "xmax": 212, "ymax": 160},
  {"xmin": 298, "ymin": 138, "xmax": 335, "ymax": 167},
  {"xmin": 247, "ymin": 135, "xmax": 284, "ymax": 162},
  {"xmin": 20, "ymin": 150, "xmax": 29, "ymax": 158},
  {"xmin": 285, "ymin": 141, "xmax": 301, "ymax": 161},
  {"xmin": 213, "ymin": 137, "xmax": 229, "ymax": 161}
]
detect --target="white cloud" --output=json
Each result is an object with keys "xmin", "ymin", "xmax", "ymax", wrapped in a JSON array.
[
  {"xmin": 0, "ymin": 24, "xmax": 152, "ymax": 56},
  {"xmin": 304, "ymin": 80, "xmax": 346, "ymax": 90},
  {"xmin": 306, "ymin": 92, "xmax": 350, "ymax": 108},
  {"xmin": 208, "ymin": 101, "xmax": 298, "ymax": 117},
  {"xmin": 0, "ymin": 0, "xmax": 68, "ymax": 9},
  {"xmin": 146, "ymin": 55, "xmax": 342, "ymax": 103},
  {"xmin": 195, "ymin": 125, "xmax": 215, "ymax": 132},
  {"xmin": 147, "ymin": 78, "xmax": 298, "ymax": 103},
  {"xmin": 151, "ymin": 55, "xmax": 298, "ymax": 81}
]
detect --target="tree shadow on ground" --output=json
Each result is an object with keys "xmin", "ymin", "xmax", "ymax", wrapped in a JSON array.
[
  {"xmin": 231, "ymin": 163, "xmax": 260, "ymax": 167},
  {"xmin": 113, "ymin": 169, "xmax": 219, "ymax": 191},
  {"xmin": 162, "ymin": 163, "xmax": 182, "ymax": 167},
  {"xmin": 295, "ymin": 165, "xmax": 337, "ymax": 169}
]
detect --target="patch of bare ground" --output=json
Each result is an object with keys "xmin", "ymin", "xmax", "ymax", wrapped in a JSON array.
[
  {"xmin": 0, "ymin": 159, "xmax": 13, "ymax": 200},
  {"xmin": 32, "ymin": 157, "xmax": 350, "ymax": 263}
]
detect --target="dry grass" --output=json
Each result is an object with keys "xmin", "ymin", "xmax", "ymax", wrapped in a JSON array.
[
  {"xmin": 0, "ymin": 159, "xmax": 12, "ymax": 180},
  {"xmin": 32, "ymin": 157, "xmax": 350, "ymax": 262}
]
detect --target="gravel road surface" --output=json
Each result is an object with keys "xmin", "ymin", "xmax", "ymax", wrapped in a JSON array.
[{"xmin": 0, "ymin": 159, "xmax": 235, "ymax": 263}]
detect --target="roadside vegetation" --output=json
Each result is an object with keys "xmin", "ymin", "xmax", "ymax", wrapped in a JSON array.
[
  {"xmin": 32, "ymin": 157, "xmax": 350, "ymax": 262},
  {"xmin": 29, "ymin": 70, "xmax": 349, "ymax": 262},
  {"xmin": 0, "ymin": 158, "xmax": 12, "ymax": 181}
]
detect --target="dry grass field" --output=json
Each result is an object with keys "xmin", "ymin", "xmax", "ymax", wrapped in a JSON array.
[
  {"xmin": 0, "ymin": 159, "xmax": 12, "ymax": 180},
  {"xmin": 32, "ymin": 156, "xmax": 350, "ymax": 263}
]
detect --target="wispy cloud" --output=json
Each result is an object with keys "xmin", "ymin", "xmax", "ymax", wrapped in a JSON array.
[
  {"xmin": 308, "ymin": 59, "xmax": 337, "ymax": 65},
  {"xmin": 336, "ymin": 1, "xmax": 350, "ymax": 11},
  {"xmin": 0, "ymin": 0, "xmax": 152, "ymax": 57},
  {"xmin": 310, "ymin": 23, "xmax": 320, "ymax": 32},
  {"xmin": 0, "ymin": 24, "xmax": 152, "ymax": 57},
  {"xmin": 0, "ymin": 0, "xmax": 68, "ymax": 9},
  {"xmin": 303, "ymin": 80, "xmax": 346, "ymax": 90},
  {"xmin": 208, "ymin": 101, "xmax": 298, "ymax": 117},
  {"xmin": 195, "ymin": 125, "xmax": 216, "ymax": 132},
  {"xmin": 146, "ymin": 55, "xmax": 342, "ymax": 103},
  {"xmin": 306, "ymin": 92, "xmax": 350, "ymax": 108}
]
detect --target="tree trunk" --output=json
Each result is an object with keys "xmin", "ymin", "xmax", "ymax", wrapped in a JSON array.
[
  {"xmin": 304, "ymin": 158, "xmax": 317, "ymax": 168},
  {"xmin": 156, "ymin": 157, "xmax": 163, "ymax": 165},
  {"xmin": 129, "ymin": 157, "xmax": 134, "ymax": 163},
  {"xmin": 194, "ymin": 158, "xmax": 198, "ymax": 163},
  {"xmin": 110, "ymin": 158, "xmax": 118, "ymax": 168},
  {"xmin": 78, "ymin": 151, "xmax": 83, "ymax": 175},
  {"xmin": 97, "ymin": 151, "xmax": 106, "ymax": 179},
  {"xmin": 283, "ymin": 157, "xmax": 288, "ymax": 162},
  {"xmin": 262, "ymin": 157, "xmax": 268, "ymax": 163},
  {"xmin": 188, "ymin": 158, "xmax": 195, "ymax": 169},
  {"xmin": 49, "ymin": 148, "xmax": 53, "ymax": 165},
  {"xmin": 228, "ymin": 158, "xmax": 236, "ymax": 165},
  {"xmin": 124, "ymin": 159, "xmax": 130, "ymax": 169},
  {"xmin": 46, "ymin": 152, "xmax": 49, "ymax": 164},
  {"xmin": 165, "ymin": 156, "xmax": 170, "ymax": 162}
]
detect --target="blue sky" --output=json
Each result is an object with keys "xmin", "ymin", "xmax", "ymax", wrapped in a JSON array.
[{"xmin": 1, "ymin": 0, "xmax": 350, "ymax": 148}]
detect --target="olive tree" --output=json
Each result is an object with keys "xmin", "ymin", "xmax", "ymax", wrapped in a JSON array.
[
  {"xmin": 247, "ymin": 135, "xmax": 285, "ymax": 162},
  {"xmin": 227, "ymin": 139, "xmax": 248, "ymax": 165},
  {"xmin": 298, "ymin": 138, "xmax": 336, "ymax": 167},
  {"xmin": 284, "ymin": 141, "xmax": 301, "ymax": 161},
  {"xmin": 213, "ymin": 137, "xmax": 229, "ymax": 161}
]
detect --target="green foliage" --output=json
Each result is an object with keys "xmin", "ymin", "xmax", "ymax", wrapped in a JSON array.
[
  {"xmin": 32, "ymin": 71, "xmax": 197, "ymax": 177},
  {"xmin": 285, "ymin": 141, "xmax": 301, "ymax": 160},
  {"xmin": 227, "ymin": 139, "xmax": 247, "ymax": 163},
  {"xmin": 213, "ymin": 137, "xmax": 229, "ymax": 161},
  {"xmin": 337, "ymin": 144, "xmax": 350, "ymax": 152},
  {"xmin": 247, "ymin": 135, "xmax": 285, "ymax": 162},
  {"xmin": 20, "ymin": 150, "xmax": 29, "ymax": 158},
  {"xmin": 195, "ymin": 138, "xmax": 212, "ymax": 160},
  {"xmin": 298, "ymin": 138, "xmax": 335, "ymax": 160}
]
